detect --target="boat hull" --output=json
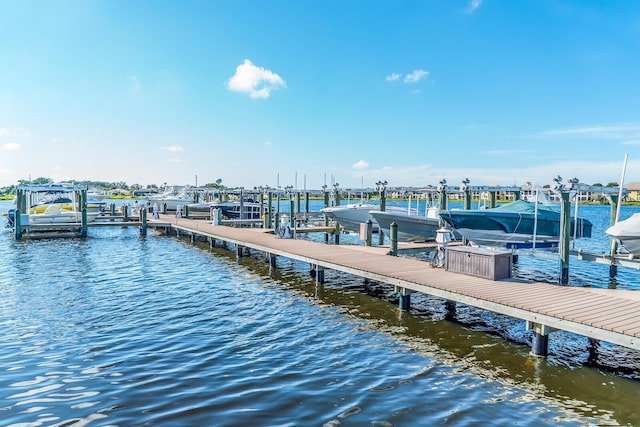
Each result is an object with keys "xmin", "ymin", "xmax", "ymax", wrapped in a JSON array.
[
  {"xmin": 606, "ymin": 213, "xmax": 640, "ymax": 257},
  {"xmin": 321, "ymin": 204, "xmax": 412, "ymax": 234},
  {"xmin": 439, "ymin": 200, "xmax": 592, "ymax": 248},
  {"xmin": 368, "ymin": 211, "xmax": 440, "ymax": 242}
]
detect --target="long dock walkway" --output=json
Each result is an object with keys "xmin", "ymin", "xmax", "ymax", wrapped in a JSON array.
[{"xmin": 149, "ymin": 215, "xmax": 640, "ymax": 354}]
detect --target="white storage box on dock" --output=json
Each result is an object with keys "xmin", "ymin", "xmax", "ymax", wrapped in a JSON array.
[
  {"xmin": 359, "ymin": 221, "xmax": 371, "ymax": 240},
  {"xmin": 445, "ymin": 246, "xmax": 512, "ymax": 280}
]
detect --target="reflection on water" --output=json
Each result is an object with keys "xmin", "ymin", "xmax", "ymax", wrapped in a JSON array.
[{"xmin": 0, "ymin": 200, "xmax": 640, "ymax": 425}]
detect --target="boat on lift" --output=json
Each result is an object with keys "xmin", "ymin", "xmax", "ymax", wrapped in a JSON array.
[{"xmin": 439, "ymin": 199, "xmax": 593, "ymax": 249}]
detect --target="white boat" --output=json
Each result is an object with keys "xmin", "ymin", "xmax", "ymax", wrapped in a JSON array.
[
  {"xmin": 29, "ymin": 205, "xmax": 99, "ymax": 224},
  {"xmin": 149, "ymin": 187, "xmax": 195, "ymax": 210},
  {"xmin": 368, "ymin": 207, "xmax": 441, "ymax": 242},
  {"xmin": 87, "ymin": 188, "xmax": 106, "ymax": 201},
  {"xmin": 606, "ymin": 213, "xmax": 640, "ymax": 257},
  {"xmin": 321, "ymin": 202, "xmax": 415, "ymax": 234},
  {"xmin": 30, "ymin": 194, "xmax": 106, "ymax": 215}
]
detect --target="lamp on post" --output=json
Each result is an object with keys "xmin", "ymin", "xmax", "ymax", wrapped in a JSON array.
[
  {"xmin": 375, "ymin": 180, "xmax": 388, "ymax": 212},
  {"xmin": 332, "ymin": 182, "xmax": 340, "ymax": 206},
  {"xmin": 438, "ymin": 179, "xmax": 448, "ymax": 211}
]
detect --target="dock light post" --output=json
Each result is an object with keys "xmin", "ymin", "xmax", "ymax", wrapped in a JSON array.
[
  {"xmin": 238, "ymin": 187, "xmax": 245, "ymax": 220},
  {"xmin": 461, "ymin": 178, "xmax": 471, "ymax": 210},
  {"xmin": 322, "ymin": 184, "xmax": 330, "ymax": 243},
  {"xmin": 375, "ymin": 180, "xmax": 388, "ymax": 245},
  {"xmin": 438, "ymin": 179, "xmax": 448, "ymax": 211},
  {"xmin": 550, "ymin": 175, "xmax": 577, "ymax": 285}
]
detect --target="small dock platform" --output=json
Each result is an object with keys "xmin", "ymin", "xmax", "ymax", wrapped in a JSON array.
[{"xmin": 148, "ymin": 214, "xmax": 640, "ymax": 356}]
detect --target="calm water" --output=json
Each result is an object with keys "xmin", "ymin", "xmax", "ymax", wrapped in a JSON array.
[{"xmin": 1, "ymin": 199, "xmax": 640, "ymax": 426}]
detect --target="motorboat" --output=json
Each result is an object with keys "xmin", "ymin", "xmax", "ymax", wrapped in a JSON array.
[
  {"xmin": 439, "ymin": 199, "xmax": 593, "ymax": 249},
  {"xmin": 321, "ymin": 202, "xmax": 415, "ymax": 234},
  {"xmin": 28, "ymin": 204, "xmax": 99, "ymax": 224},
  {"xmin": 149, "ymin": 187, "xmax": 195, "ymax": 211},
  {"xmin": 7, "ymin": 185, "xmax": 104, "ymax": 227},
  {"xmin": 606, "ymin": 213, "xmax": 640, "ymax": 257},
  {"xmin": 369, "ymin": 206, "xmax": 441, "ymax": 242},
  {"xmin": 215, "ymin": 199, "xmax": 264, "ymax": 220},
  {"xmin": 30, "ymin": 194, "xmax": 106, "ymax": 215}
]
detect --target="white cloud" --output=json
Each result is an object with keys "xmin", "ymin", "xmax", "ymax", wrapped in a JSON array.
[
  {"xmin": 2, "ymin": 142, "xmax": 22, "ymax": 151},
  {"xmin": 622, "ymin": 140, "xmax": 640, "ymax": 145},
  {"xmin": 466, "ymin": 0, "xmax": 483, "ymax": 14},
  {"xmin": 351, "ymin": 160, "xmax": 370, "ymax": 170},
  {"xmin": 404, "ymin": 69, "xmax": 429, "ymax": 83},
  {"xmin": 542, "ymin": 124, "xmax": 640, "ymax": 138},
  {"xmin": 0, "ymin": 127, "xmax": 31, "ymax": 137},
  {"xmin": 168, "ymin": 158, "xmax": 181, "ymax": 163},
  {"xmin": 264, "ymin": 140, "xmax": 273, "ymax": 149},
  {"xmin": 162, "ymin": 145, "xmax": 184, "ymax": 153},
  {"xmin": 385, "ymin": 73, "xmax": 400, "ymax": 82},
  {"xmin": 227, "ymin": 59, "xmax": 286, "ymax": 99}
]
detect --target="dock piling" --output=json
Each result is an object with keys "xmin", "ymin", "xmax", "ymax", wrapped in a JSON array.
[
  {"xmin": 14, "ymin": 208, "xmax": 22, "ymax": 240},
  {"xmin": 81, "ymin": 208, "xmax": 88, "ymax": 238},
  {"xmin": 140, "ymin": 208, "xmax": 147, "ymax": 236},
  {"xmin": 396, "ymin": 286, "xmax": 412, "ymax": 311},
  {"xmin": 389, "ymin": 222, "xmax": 398, "ymax": 256},
  {"xmin": 527, "ymin": 321, "xmax": 557, "ymax": 357}
]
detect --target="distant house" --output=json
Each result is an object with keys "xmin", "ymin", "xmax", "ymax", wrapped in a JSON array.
[{"xmin": 624, "ymin": 182, "xmax": 640, "ymax": 201}]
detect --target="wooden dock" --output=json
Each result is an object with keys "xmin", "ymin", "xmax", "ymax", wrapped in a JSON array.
[{"xmin": 148, "ymin": 214, "xmax": 640, "ymax": 355}]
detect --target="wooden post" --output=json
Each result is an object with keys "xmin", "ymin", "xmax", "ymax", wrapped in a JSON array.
[
  {"xmin": 609, "ymin": 194, "xmax": 619, "ymax": 277},
  {"xmin": 559, "ymin": 191, "xmax": 571, "ymax": 284},
  {"xmin": 464, "ymin": 188, "xmax": 471, "ymax": 210},
  {"xmin": 324, "ymin": 191, "xmax": 330, "ymax": 244},
  {"xmin": 439, "ymin": 186, "xmax": 447, "ymax": 211},
  {"xmin": 532, "ymin": 332, "xmax": 549, "ymax": 356},
  {"xmin": 140, "ymin": 207, "xmax": 147, "ymax": 236},
  {"xmin": 444, "ymin": 300, "xmax": 456, "ymax": 320},
  {"xmin": 389, "ymin": 222, "xmax": 398, "ymax": 256},
  {"xmin": 110, "ymin": 202, "xmax": 116, "ymax": 216},
  {"xmin": 267, "ymin": 192, "xmax": 273, "ymax": 229},
  {"xmin": 14, "ymin": 208, "xmax": 22, "ymax": 240},
  {"xmin": 398, "ymin": 287, "xmax": 411, "ymax": 311},
  {"xmin": 305, "ymin": 192, "xmax": 310, "ymax": 217},
  {"xmin": 185, "ymin": 205, "xmax": 190, "ymax": 218},
  {"xmin": 489, "ymin": 191, "xmax": 496, "ymax": 208},
  {"xmin": 365, "ymin": 219, "xmax": 373, "ymax": 246},
  {"xmin": 269, "ymin": 253, "xmax": 277, "ymax": 268},
  {"xmin": 123, "ymin": 204, "xmax": 129, "ymax": 221},
  {"xmin": 289, "ymin": 198, "xmax": 295, "ymax": 233},
  {"xmin": 315, "ymin": 265, "xmax": 325, "ymax": 283},
  {"xmin": 162, "ymin": 202, "xmax": 167, "ymax": 214},
  {"xmin": 239, "ymin": 188, "xmax": 245, "ymax": 220},
  {"xmin": 81, "ymin": 208, "xmax": 88, "ymax": 238},
  {"xmin": 527, "ymin": 321, "xmax": 552, "ymax": 357},
  {"xmin": 378, "ymin": 188, "xmax": 386, "ymax": 245}
]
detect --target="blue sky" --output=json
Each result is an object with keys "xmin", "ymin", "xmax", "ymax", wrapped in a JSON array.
[{"xmin": 1, "ymin": 0, "xmax": 640, "ymax": 190}]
